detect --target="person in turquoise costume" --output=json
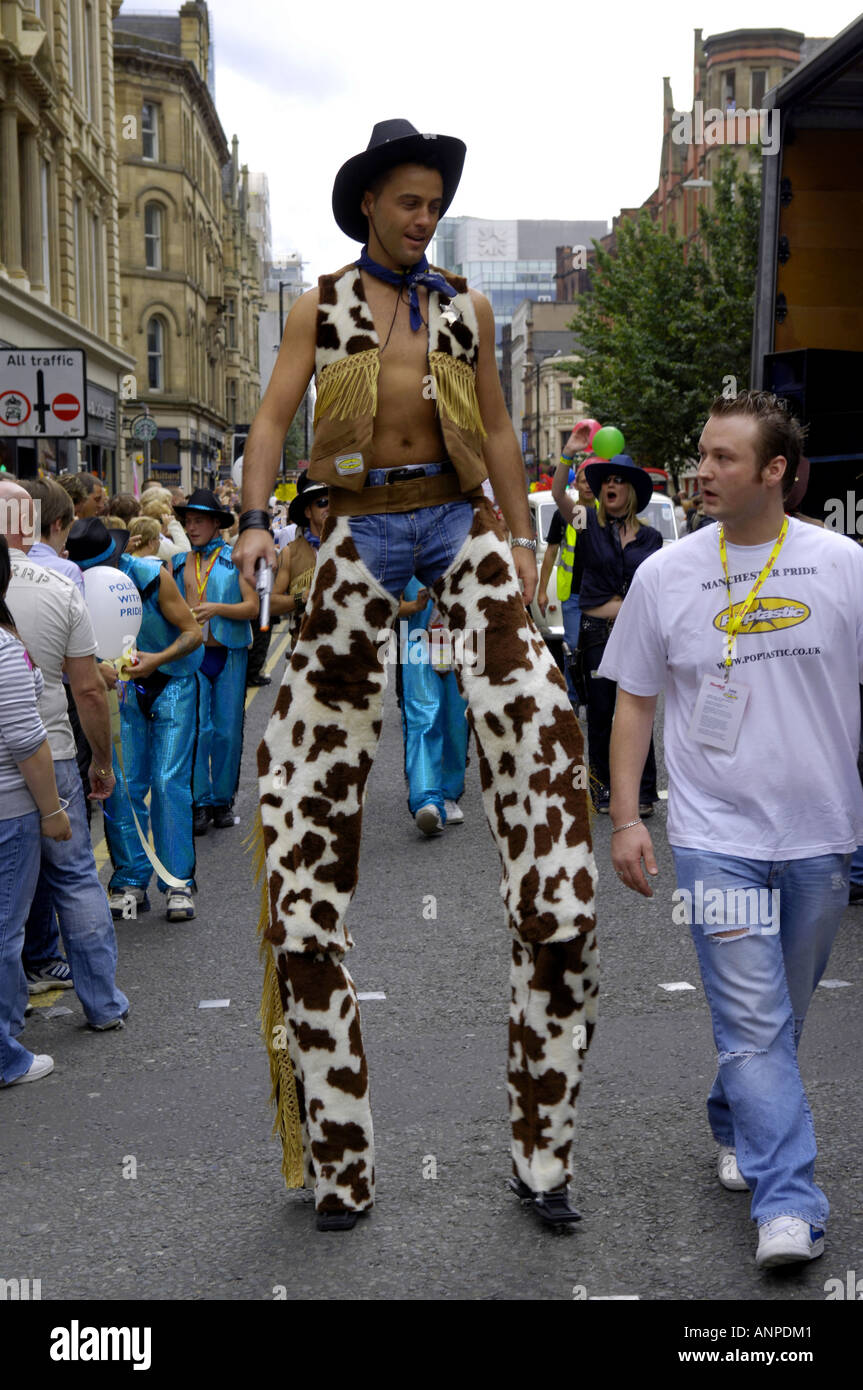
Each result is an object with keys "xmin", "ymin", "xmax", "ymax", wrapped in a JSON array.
[
  {"xmin": 66, "ymin": 518, "xmax": 204, "ymax": 923},
  {"xmin": 172, "ymin": 489, "xmax": 259, "ymax": 835},
  {"xmin": 397, "ymin": 576, "xmax": 468, "ymax": 836}
]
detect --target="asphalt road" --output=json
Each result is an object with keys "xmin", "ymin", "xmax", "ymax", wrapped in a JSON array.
[{"xmin": 3, "ymin": 629, "xmax": 862, "ymax": 1310}]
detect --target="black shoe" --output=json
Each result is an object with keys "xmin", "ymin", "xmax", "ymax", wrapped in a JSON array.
[
  {"xmin": 316, "ymin": 1208, "xmax": 366, "ymax": 1232},
  {"xmin": 193, "ymin": 806, "xmax": 210, "ymax": 837},
  {"xmin": 849, "ymin": 883, "xmax": 863, "ymax": 904},
  {"xmin": 533, "ymin": 1186, "xmax": 582, "ymax": 1227},
  {"xmin": 639, "ymin": 802, "xmax": 655, "ymax": 818},
  {"xmin": 509, "ymin": 1176, "xmax": 582, "ymax": 1227},
  {"xmin": 211, "ymin": 804, "xmax": 235, "ymax": 829},
  {"xmin": 247, "ymin": 674, "xmax": 272, "ymax": 687}
]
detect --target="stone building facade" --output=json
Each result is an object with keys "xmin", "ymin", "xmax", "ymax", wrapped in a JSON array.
[
  {"xmin": 113, "ymin": 1, "xmax": 261, "ymax": 490},
  {"xmin": 0, "ymin": 0, "xmax": 135, "ymax": 486}
]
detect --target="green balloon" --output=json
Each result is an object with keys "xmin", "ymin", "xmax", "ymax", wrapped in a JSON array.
[{"xmin": 592, "ymin": 426, "xmax": 625, "ymax": 459}]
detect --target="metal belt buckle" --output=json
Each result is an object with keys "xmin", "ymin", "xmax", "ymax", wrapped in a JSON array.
[{"xmin": 387, "ymin": 466, "xmax": 425, "ymax": 485}]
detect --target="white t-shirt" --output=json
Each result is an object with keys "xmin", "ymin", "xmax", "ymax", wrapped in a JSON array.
[
  {"xmin": 8, "ymin": 549, "xmax": 99, "ymax": 762},
  {"xmin": 599, "ymin": 519, "xmax": 863, "ymax": 860}
]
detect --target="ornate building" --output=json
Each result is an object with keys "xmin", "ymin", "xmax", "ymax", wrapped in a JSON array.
[
  {"xmin": 0, "ymin": 0, "xmax": 135, "ymax": 485},
  {"xmin": 113, "ymin": 1, "xmax": 261, "ymax": 489}
]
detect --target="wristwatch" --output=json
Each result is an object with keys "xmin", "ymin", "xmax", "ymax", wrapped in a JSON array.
[{"xmin": 511, "ymin": 537, "xmax": 537, "ymax": 552}]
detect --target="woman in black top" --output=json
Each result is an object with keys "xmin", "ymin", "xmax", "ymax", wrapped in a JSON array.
[{"xmin": 553, "ymin": 453, "xmax": 663, "ymax": 813}]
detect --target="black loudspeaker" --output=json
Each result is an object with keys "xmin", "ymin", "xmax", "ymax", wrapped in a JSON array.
[
  {"xmin": 764, "ymin": 349, "xmax": 863, "ymax": 458},
  {"xmin": 764, "ymin": 350, "xmax": 863, "ymax": 532}
]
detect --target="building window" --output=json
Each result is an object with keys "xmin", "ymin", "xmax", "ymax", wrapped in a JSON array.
[
  {"xmin": 83, "ymin": 1, "xmax": 95, "ymax": 121},
  {"xmin": 750, "ymin": 70, "xmax": 767, "ymax": 107},
  {"xmin": 560, "ymin": 430, "xmax": 572, "ymax": 454},
  {"xmin": 227, "ymin": 378, "xmax": 237, "ymax": 425},
  {"xmin": 73, "ymin": 197, "xmax": 82, "ymax": 318},
  {"xmin": 90, "ymin": 213, "xmax": 99, "ymax": 331},
  {"xmin": 144, "ymin": 203, "xmax": 162, "ymax": 269},
  {"xmin": 560, "ymin": 384, "xmax": 573, "ymax": 410},
  {"xmin": 40, "ymin": 161, "xmax": 51, "ymax": 297},
  {"xmin": 226, "ymin": 297, "xmax": 236, "ymax": 348},
  {"xmin": 721, "ymin": 71, "xmax": 736, "ymax": 110},
  {"xmin": 68, "ymin": 0, "xmax": 83, "ymax": 100},
  {"xmin": 142, "ymin": 102, "xmax": 158, "ymax": 160},
  {"xmin": 147, "ymin": 317, "xmax": 164, "ymax": 391}
]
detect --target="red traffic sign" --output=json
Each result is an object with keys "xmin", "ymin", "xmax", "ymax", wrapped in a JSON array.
[
  {"xmin": 0, "ymin": 390, "xmax": 32, "ymax": 426},
  {"xmin": 52, "ymin": 393, "xmax": 81, "ymax": 422}
]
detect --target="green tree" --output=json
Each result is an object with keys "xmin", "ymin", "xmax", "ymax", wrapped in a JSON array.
[{"xmin": 563, "ymin": 151, "xmax": 760, "ymax": 479}]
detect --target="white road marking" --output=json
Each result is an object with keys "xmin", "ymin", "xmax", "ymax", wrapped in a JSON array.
[
  {"xmin": 357, "ymin": 991, "xmax": 386, "ymax": 1001},
  {"xmin": 818, "ymin": 979, "xmax": 852, "ymax": 989},
  {"xmin": 198, "ymin": 999, "xmax": 231, "ymax": 1008},
  {"xmin": 659, "ymin": 981, "xmax": 696, "ymax": 992}
]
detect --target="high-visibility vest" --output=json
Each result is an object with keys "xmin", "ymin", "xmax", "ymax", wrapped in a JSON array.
[{"xmin": 556, "ymin": 524, "xmax": 578, "ymax": 601}]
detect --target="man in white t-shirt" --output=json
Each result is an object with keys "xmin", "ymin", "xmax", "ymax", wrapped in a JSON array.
[
  {"xmin": 1, "ymin": 481, "xmax": 129, "ymax": 1033},
  {"xmin": 600, "ymin": 390, "xmax": 863, "ymax": 1271}
]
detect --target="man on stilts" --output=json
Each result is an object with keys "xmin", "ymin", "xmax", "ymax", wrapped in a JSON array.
[{"xmin": 235, "ymin": 120, "xmax": 598, "ymax": 1231}]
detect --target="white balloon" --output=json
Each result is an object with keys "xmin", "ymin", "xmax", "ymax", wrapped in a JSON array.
[
  {"xmin": 231, "ymin": 454, "xmax": 244, "ymax": 488},
  {"xmin": 83, "ymin": 566, "xmax": 143, "ymax": 660}
]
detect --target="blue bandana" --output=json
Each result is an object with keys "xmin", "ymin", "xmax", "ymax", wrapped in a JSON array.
[
  {"xmin": 357, "ymin": 246, "xmax": 458, "ymax": 331},
  {"xmin": 303, "ymin": 528, "xmax": 321, "ymax": 551},
  {"xmin": 191, "ymin": 537, "xmax": 223, "ymax": 556}
]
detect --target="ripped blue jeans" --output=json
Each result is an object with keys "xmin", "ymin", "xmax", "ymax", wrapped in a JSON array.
[{"xmin": 672, "ymin": 848, "xmax": 851, "ymax": 1228}]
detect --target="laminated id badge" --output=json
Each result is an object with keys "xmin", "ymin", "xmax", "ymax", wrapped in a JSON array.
[{"xmin": 687, "ymin": 674, "xmax": 750, "ymax": 752}]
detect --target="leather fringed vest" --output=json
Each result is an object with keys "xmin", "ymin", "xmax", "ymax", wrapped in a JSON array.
[{"xmin": 308, "ymin": 262, "xmax": 488, "ymax": 514}]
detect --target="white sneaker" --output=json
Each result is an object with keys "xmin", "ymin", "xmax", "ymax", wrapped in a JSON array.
[
  {"xmin": 3, "ymin": 1054, "xmax": 54, "ymax": 1087},
  {"xmin": 444, "ymin": 799, "xmax": 464, "ymax": 825},
  {"xmin": 718, "ymin": 1145, "xmax": 750, "ymax": 1191},
  {"xmin": 755, "ymin": 1216, "xmax": 825, "ymax": 1268},
  {"xmin": 166, "ymin": 889, "xmax": 196, "ymax": 922},
  {"xmin": 415, "ymin": 804, "xmax": 443, "ymax": 836}
]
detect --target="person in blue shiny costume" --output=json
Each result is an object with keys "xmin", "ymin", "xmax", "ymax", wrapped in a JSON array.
[
  {"xmin": 172, "ymin": 490, "xmax": 259, "ymax": 835},
  {"xmin": 66, "ymin": 519, "xmax": 204, "ymax": 923},
  {"xmin": 397, "ymin": 576, "xmax": 469, "ymax": 836}
]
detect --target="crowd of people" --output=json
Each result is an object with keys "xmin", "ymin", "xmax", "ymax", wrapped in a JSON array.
[{"xmin": 3, "ymin": 112, "xmax": 862, "ymax": 1278}]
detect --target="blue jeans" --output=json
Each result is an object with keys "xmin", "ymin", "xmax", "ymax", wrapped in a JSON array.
[
  {"xmin": 0, "ymin": 811, "xmax": 42, "ymax": 1082},
  {"xmin": 348, "ymin": 500, "xmax": 474, "ymax": 597},
  {"xmin": 849, "ymin": 843, "xmax": 863, "ymax": 888},
  {"xmin": 34, "ymin": 759, "xmax": 128, "ymax": 1028},
  {"xmin": 561, "ymin": 594, "xmax": 581, "ymax": 704},
  {"xmin": 672, "ymin": 847, "xmax": 850, "ymax": 1227}
]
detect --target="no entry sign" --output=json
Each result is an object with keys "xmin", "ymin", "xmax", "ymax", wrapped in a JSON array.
[{"xmin": 0, "ymin": 349, "xmax": 87, "ymax": 436}]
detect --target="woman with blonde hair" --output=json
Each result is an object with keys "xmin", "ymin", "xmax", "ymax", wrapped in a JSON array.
[
  {"xmin": 127, "ymin": 516, "xmax": 163, "ymax": 558},
  {"xmin": 553, "ymin": 452, "xmax": 663, "ymax": 814}
]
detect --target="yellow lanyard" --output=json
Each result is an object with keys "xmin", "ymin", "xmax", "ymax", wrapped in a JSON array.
[
  {"xmin": 717, "ymin": 517, "xmax": 789, "ymax": 678},
  {"xmin": 193, "ymin": 546, "xmax": 222, "ymax": 604}
]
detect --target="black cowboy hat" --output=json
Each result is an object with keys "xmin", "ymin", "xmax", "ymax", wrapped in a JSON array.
[
  {"xmin": 288, "ymin": 475, "xmax": 329, "ymax": 528},
  {"xmin": 584, "ymin": 454, "xmax": 654, "ymax": 514},
  {"xmin": 66, "ymin": 517, "xmax": 130, "ymax": 570},
  {"xmin": 332, "ymin": 119, "xmax": 466, "ymax": 243},
  {"xmin": 174, "ymin": 487, "xmax": 235, "ymax": 529}
]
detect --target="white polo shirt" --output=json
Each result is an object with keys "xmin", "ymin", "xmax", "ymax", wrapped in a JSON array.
[
  {"xmin": 599, "ymin": 519, "xmax": 863, "ymax": 860},
  {"xmin": 7, "ymin": 548, "xmax": 99, "ymax": 762}
]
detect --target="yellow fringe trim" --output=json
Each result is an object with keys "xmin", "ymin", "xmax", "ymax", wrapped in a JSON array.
[
  {"xmin": 247, "ymin": 810, "xmax": 306, "ymax": 1190},
  {"xmin": 429, "ymin": 351, "xmax": 487, "ymax": 438},
  {"xmin": 314, "ymin": 349, "xmax": 380, "ymax": 424}
]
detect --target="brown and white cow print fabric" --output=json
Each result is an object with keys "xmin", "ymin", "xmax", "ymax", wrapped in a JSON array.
[{"xmin": 257, "ymin": 499, "xmax": 598, "ymax": 1211}]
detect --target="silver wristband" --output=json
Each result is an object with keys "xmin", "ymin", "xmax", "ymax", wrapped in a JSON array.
[
  {"xmin": 611, "ymin": 818, "xmax": 643, "ymax": 834},
  {"xmin": 511, "ymin": 537, "xmax": 537, "ymax": 552}
]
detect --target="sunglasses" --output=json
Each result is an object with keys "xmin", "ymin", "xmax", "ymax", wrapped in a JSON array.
[
  {"xmin": 311, "ymin": 497, "xmax": 329, "ymax": 507},
  {"xmin": 602, "ymin": 475, "xmax": 627, "ymax": 486}
]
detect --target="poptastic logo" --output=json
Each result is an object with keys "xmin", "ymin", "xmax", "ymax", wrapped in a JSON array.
[{"xmin": 713, "ymin": 597, "xmax": 809, "ymax": 634}]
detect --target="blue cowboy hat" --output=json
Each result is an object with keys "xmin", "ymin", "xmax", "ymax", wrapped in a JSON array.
[{"xmin": 583, "ymin": 454, "xmax": 654, "ymax": 513}]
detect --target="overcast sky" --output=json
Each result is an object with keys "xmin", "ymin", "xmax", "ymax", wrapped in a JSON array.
[{"xmin": 119, "ymin": 0, "xmax": 862, "ymax": 290}]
